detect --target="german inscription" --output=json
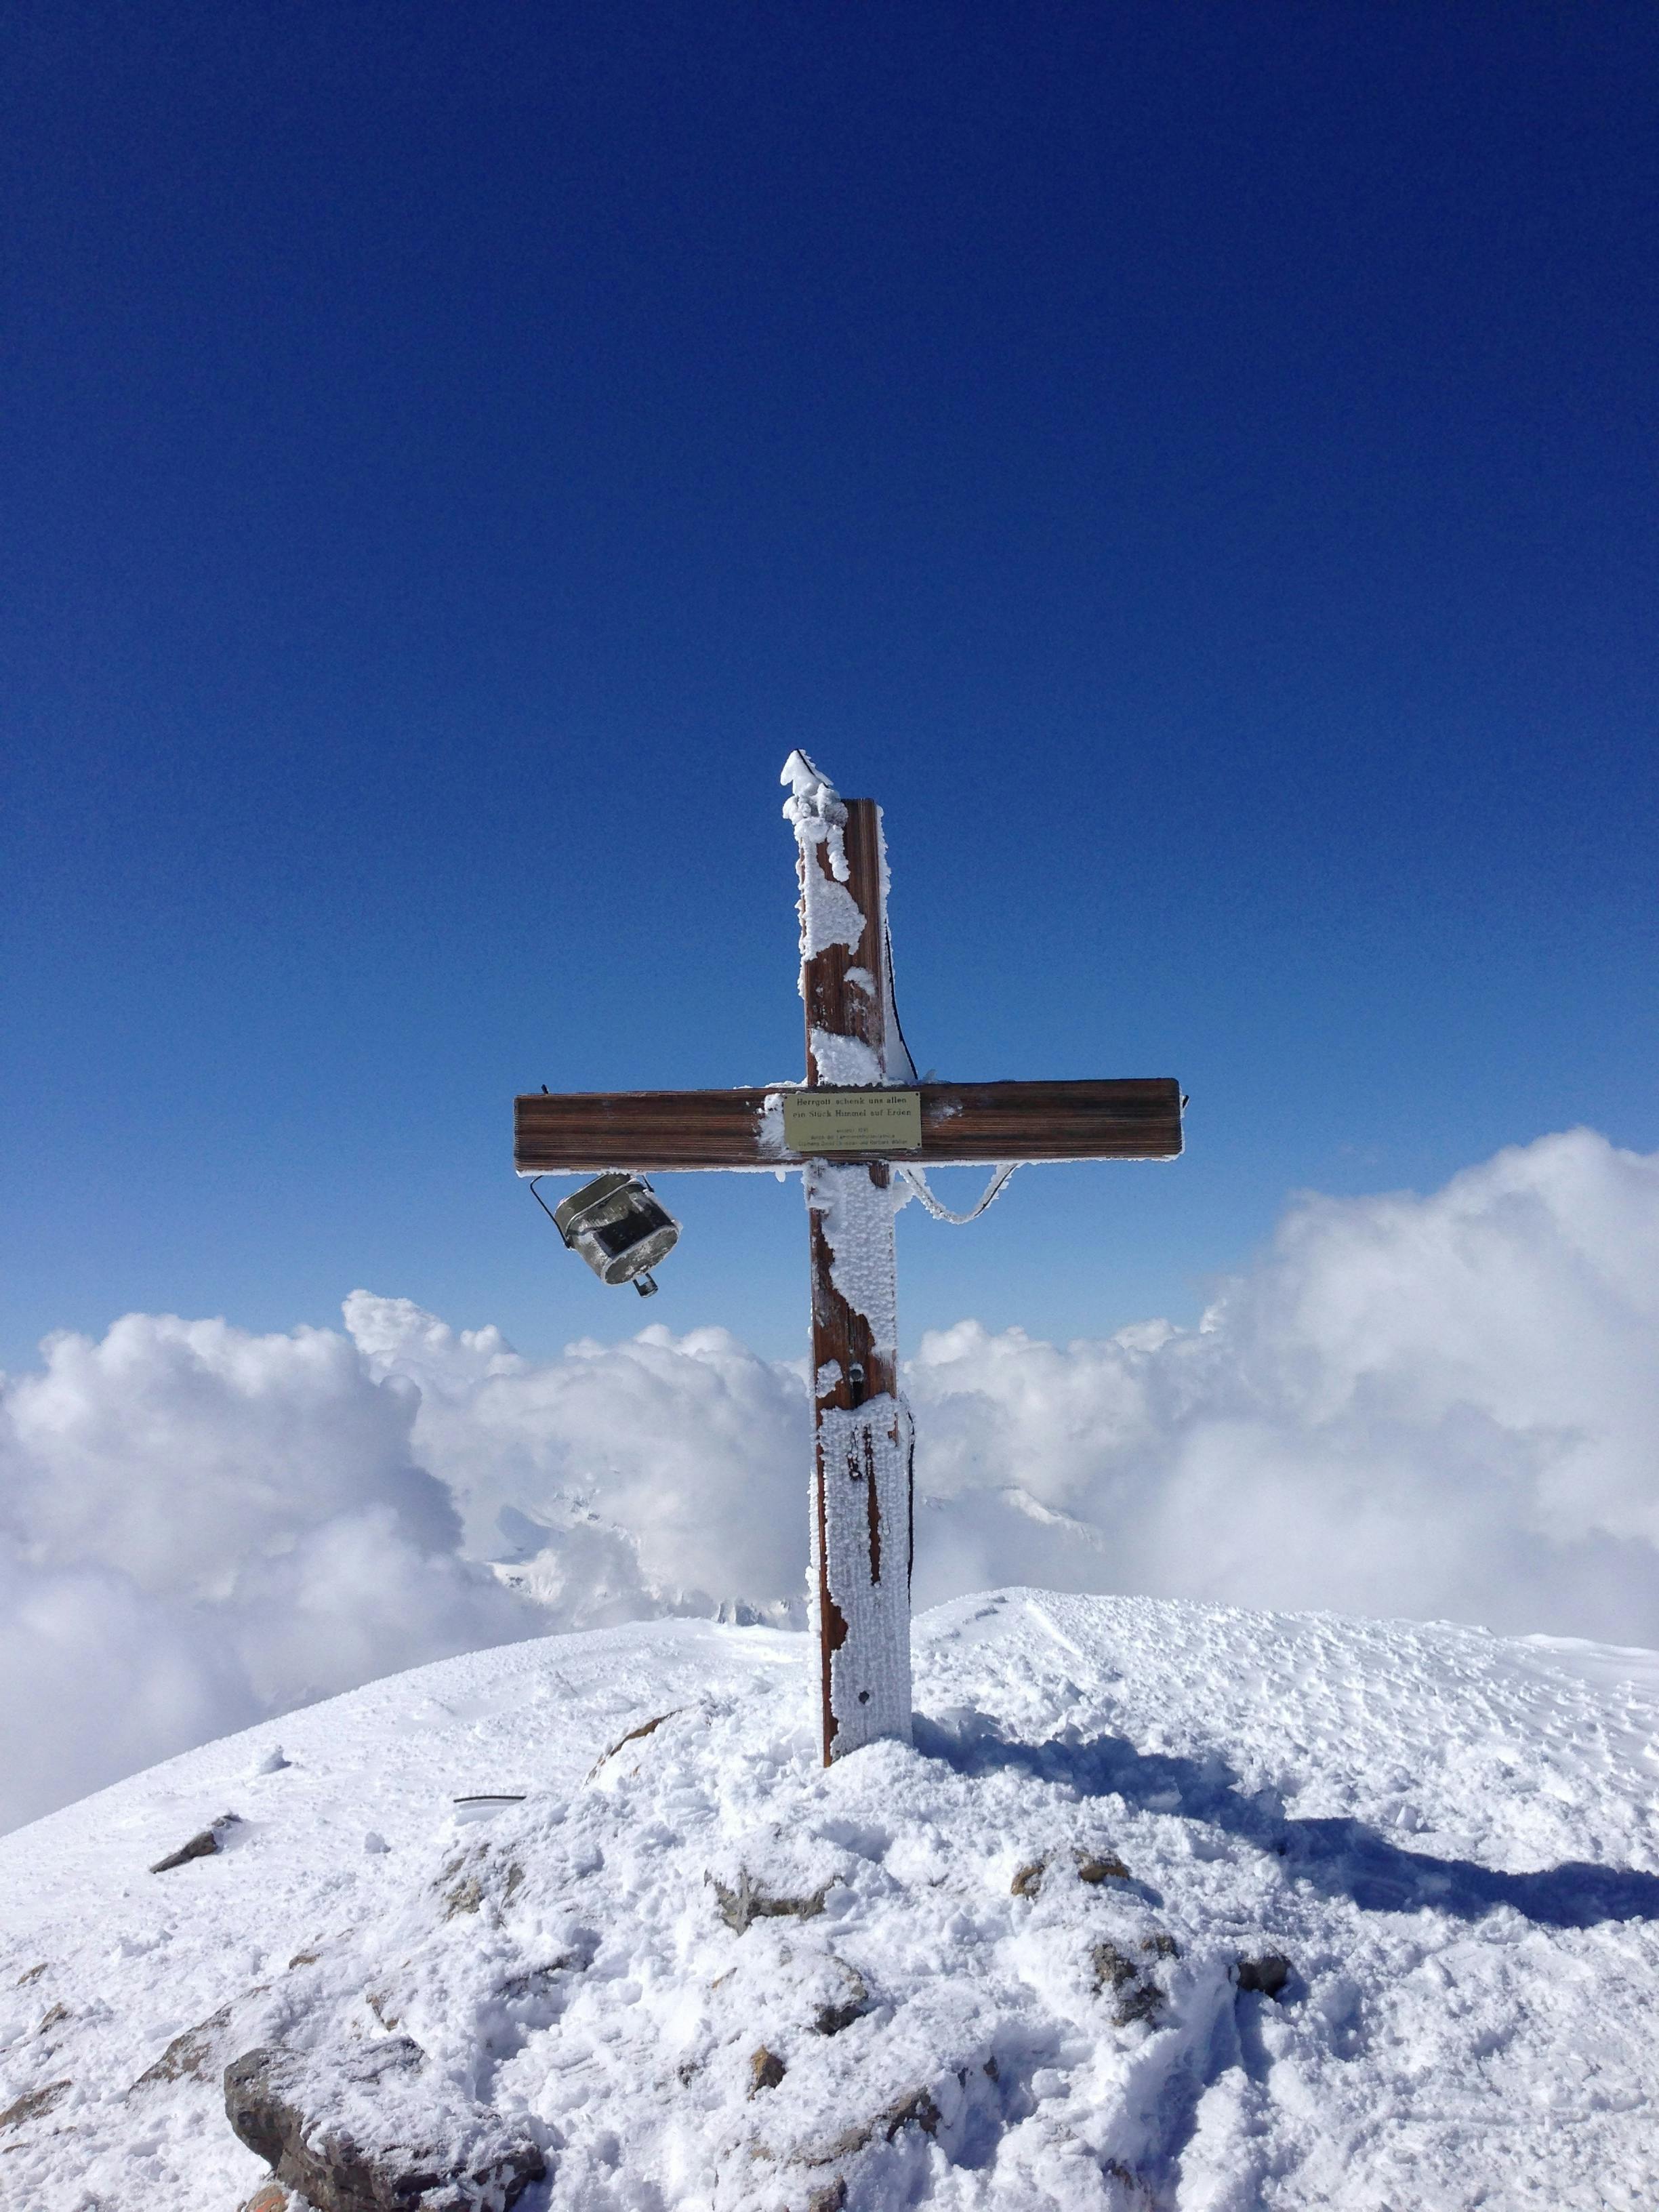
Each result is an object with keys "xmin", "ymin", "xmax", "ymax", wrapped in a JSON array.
[{"xmin": 783, "ymin": 1088, "xmax": 923, "ymax": 1154}]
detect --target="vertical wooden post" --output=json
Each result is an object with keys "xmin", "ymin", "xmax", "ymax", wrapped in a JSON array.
[{"xmin": 785, "ymin": 759, "xmax": 914, "ymax": 1763}]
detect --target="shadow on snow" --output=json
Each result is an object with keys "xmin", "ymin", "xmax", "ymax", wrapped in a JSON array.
[{"xmin": 914, "ymin": 1711, "xmax": 1659, "ymax": 1931}]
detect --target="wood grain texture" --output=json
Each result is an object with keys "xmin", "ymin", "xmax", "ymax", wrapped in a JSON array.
[
  {"xmin": 800, "ymin": 801, "xmax": 909, "ymax": 1763},
  {"xmin": 803, "ymin": 797, "xmax": 888, "ymax": 1086},
  {"xmin": 514, "ymin": 1078, "xmax": 1183, "ymax": 1172}
]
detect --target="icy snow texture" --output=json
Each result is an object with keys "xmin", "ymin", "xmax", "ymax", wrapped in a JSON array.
[
  {"xmin": 807, "ymin": 1029, "xmax": 885, "ymax": 1087},
  {"xmin": 753, "ymin": 1086, "xmax": 798, "ymax": 1162},
  {"xmin": 3, "ymin": 1130, "xmax": 1659, "ymax": 1832},
  {"xmin": 899, "ymin": 1162, "xmax": 1021, "ymax": 1225},
  {"xmin": 800, "ymin": 881, "xmax": 866, "ymax": 964},
  {"xmin": 2, "ymin": 1592, "xmax": 1658, "ymax": 2209},
  {"xmin": 806, "ymin": 1160, "xmax": 903, "ymax": 1351},
  {"xmin": 812, "ymin": 1388, "xmax": 914, "ymax": 1755},
  {"xmin": 779, "ymin": 748, "xmax": 844, "ymax": 834},
  {"xmin": 781, "ymin": 748, "xmax": 859, "ymax": 987}
]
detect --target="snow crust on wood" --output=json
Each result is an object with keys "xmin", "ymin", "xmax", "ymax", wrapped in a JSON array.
[
  {"xmin": 811, "ymin": 1393, "xmax": 914, "ymax": 1753},
  {"xmin": 783, "ymin": 750, "xmax": 861, "ymax": 989},
  {"xmin": 754, "ymin": 1088, "xmax": 795, "ymax": 1163},
  {"xmin": 788, "ymin": 755, "xmax": 918, "ymax": 1764},
  {"xmin": 800, "ymin": 877, "xmax": 865, "ymax": 965},
  {"xmin": 781, "ymin": 750, "xmax": 847, "ymax": 854},
  {"xmin": 807, "ymin": 1159, "xmax": 900, "ymax": 1345},
  {"xmin": 5, "ymin": 1594, "xmax": 1659, "ymax": 2209},
  {"xmin": 804, "ymin": 1164, "xmax": 912, "ymax": 1755},
  {"xmin": 807, "ymin": 1029, "xmax": 885, "ymax": 1089}
]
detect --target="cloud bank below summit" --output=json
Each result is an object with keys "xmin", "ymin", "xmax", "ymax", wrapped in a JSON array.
[{"xmin": 3, "ymin": 1127, "xmax": 1657, "ymax": 1832}]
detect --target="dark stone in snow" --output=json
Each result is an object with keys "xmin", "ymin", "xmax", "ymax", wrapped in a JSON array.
[
  {"xmin": 811, "ymin": 1963, "xmax": 869, "ymax": 2037},
  {"xmin": 812, "ymin": 1993, "xmax": 867, "ymax": 2037},
  {"xmin": 0, "ymin": 2079, "xmax": 70, "ymax": 2131},
  {"xmin": 150, "ymin": 1828, "xmax": 220, "ymax": 1873},
  {"xmin": 1090, "ymin": 1940, "xmax": 1169, "ymax": 2028},
  {"xmin": 1236, "ymin": 1952, "xmax": 1293, "ymax": 2000},
  {"xmin": 131, "ymin": 2003, "xmax": 233, "ymax": 2090},
  {"xmin": 709, "ymin": 1869, "xmax": 832, "ymax": 1933},
  {"xmin": 224, "ymin": 2038, "xmax": 546, "ymax": 2212},
  {"xmin": 815, "ymin": 2083, "xmax": 942, "ymax": 2164},
  {"xmin": 584, "ymin": 1708, "xmax": 681, "ymax": 1781},
  {"xmin": 150, "ymin": 1812, "xmax": 240, "ymax": 1874},
  {"xmin": 880, "ymin": 2088, "xmax": 941, "ymax": 2141},
  {"xmin": 749, "ymin": 2047, "xmax": 786, "ymax": 2094},
  {"xmin": 1076, "ymin": 1850, "xmax": 1131, "ymax": 1884}
]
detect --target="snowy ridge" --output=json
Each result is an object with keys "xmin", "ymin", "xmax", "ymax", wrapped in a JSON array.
[{"xmin": 3, "ymin": 1591, "xmax": 1658, "ymax": 2208}]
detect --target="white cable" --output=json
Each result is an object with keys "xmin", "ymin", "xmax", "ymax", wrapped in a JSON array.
[
  {"xmin": 897, "ymin": 1161, "xmax": 1022, "ymax": 1224},
  {"xmin": 880, "ymin": 911, "xmax": 1016, "ymax": 1222}
]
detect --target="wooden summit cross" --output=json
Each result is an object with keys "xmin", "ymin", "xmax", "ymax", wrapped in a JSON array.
[{"xmin": 514, "ymin": 753, "xmax": 1183, "ymax": 1765}]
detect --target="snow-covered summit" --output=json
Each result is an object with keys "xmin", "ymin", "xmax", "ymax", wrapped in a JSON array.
[{"xmin": 3, "ymin": 1592, "xmax": 1658, "ymax": 2209}]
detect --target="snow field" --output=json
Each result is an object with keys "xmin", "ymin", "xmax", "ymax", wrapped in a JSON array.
[{"xmin": 2, "ymin": 1592, "xmax": 1658, "ymax": 2209}]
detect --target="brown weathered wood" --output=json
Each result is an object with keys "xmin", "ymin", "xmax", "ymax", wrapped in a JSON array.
[
  {"xmin": 805, "ymin": 1159, "xmax": 909, "ymax": 1762},
  {"xmin": 803, "ymin": 798, "xmax": 888, "ymax": 1086},
  {"xmin": 514, "ymin": 1077, "xmax": 1183, "ymax": 1173},
  {"xmin": 798, "ymin": 796, "xmax": 910, "ymax": 1763},
  {"xmin": 804, "ymin": 800, "xmax": 896, "ymax": 1763}
]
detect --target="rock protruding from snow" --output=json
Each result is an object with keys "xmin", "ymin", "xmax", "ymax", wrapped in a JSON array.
[
  {"xmin": 748, "ymin": 2045, "xmax": 787, "ymax": 2094},
  {"xmin": 0, "ymin": 2078, "xmax": 70, "ymax": 2132},
  {"xmin": 710, "ymin": 1867, "xmax": 834, "ymax": 1933},
  {"xmin": 1235, "ymin": 1952, "xmax": 1293, "ymax": 1999},
  {"xmin": 149, "ymin": 1810, "xmax": 240, "ymax": 1873},
  {"xmin": 1090, "ymin": 1936, "xmax": 1177, "ymax": 2028},
  {"xmin": 223, "ymin": 2037, "xmax": 546, "ymax": 2212},
  {"xmin": 238, "ymin": 2182, "xmax": 297, "ymax": 2212},
  {"xmin": 131, "ymin": 2001, "xmax": 234, "ymax": 2089}
]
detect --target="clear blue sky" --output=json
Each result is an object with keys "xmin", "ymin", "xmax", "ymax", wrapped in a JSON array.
[{"xmin": 5, "ymin": 3, "xmax": 1656, "ymax": 1371}]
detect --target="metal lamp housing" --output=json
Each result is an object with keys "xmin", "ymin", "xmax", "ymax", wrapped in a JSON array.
[{"xmin": 552, "ymin": 1172, "xmax": 680, "ymax": 1292}]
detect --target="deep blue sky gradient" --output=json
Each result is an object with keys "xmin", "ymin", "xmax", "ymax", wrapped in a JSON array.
[{"xmin": 5, "ymin": 3, "xmax": 1656, "ymax": 1368}]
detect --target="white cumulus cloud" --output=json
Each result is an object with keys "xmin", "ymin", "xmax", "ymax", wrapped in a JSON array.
[
  {"xmin": 1, "ymin": 1128, "xmax": 1656, "ymax": 1834},
  {"xmin": 0, "ymin": 1314, "xmax": 537, "ymax": 1832},
  {"xmin": 342, "ymin": 1296, "xmax": 810, "ymax": 1626},
  {"xmin": 906, "ymin": 1128, "xmax": 1659, "ymax": 1637}
]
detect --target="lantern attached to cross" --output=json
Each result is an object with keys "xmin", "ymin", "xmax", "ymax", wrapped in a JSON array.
[{"xmin": 514, "ymin": 754, "xmax": 1183, "ymax": 1764}]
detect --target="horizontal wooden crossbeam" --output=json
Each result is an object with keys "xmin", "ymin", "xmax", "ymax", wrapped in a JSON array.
[{"xmin": 515, "ymin": 1078, "xmax": 1182, "ymax": 1173}]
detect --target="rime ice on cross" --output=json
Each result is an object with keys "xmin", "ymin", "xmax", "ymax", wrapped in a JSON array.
[{"xmin": 514, "ymin": 756, "xmax": 1183, "ymax": 1763}]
